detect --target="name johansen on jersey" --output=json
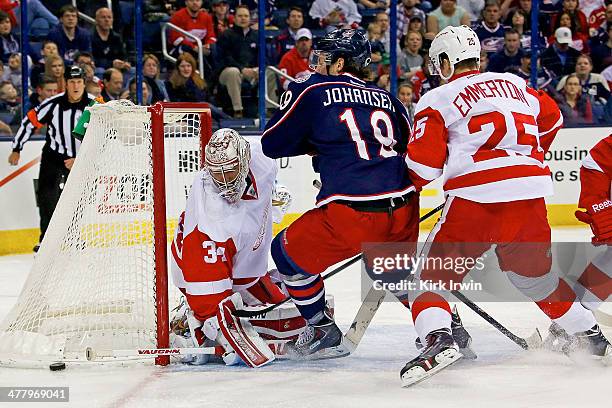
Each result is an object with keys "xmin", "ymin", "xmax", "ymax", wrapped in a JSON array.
[{"xmin": 321, "ymin": 86, "xmax": 397, "ymax": 111}]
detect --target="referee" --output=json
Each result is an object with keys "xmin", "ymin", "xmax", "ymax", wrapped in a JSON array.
[{"xmin": 8, "ymin": 66, "xmax": 100, "ymax": 251}]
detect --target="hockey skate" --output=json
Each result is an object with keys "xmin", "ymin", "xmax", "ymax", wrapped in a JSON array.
[
  {"xmin": 285, "ymin": 312, "xmax": 349, "ymax": 360},
  {"xmin": 542, "ymin": 321, "xmax": 573, "ymax": 353},
  {"xmin": 415, "ymin": 306, "xmax": 477, "ymax": 359},
  {"xmin": 401, "ymin": 328, "xmax": 463, "ymax": 387},
  {"xmin": 562, "ymin": 324, "xmax": 612, "ymax": 365}
]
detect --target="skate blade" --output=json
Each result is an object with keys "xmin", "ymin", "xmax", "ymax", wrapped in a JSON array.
[
  {"xmin": 401, "ymin": 348, "xmax": 463, "ymax": 388},
  {"xmin": 525, "ymin": 329, "xmax": 543, "ymax": 349},
  {"xmin": 459, "ymin": 346, "xmax": 477, "ymax": 360},
  {"xmin": 286, "ymin": 343, "xmax": 350, "ymax": 361}
]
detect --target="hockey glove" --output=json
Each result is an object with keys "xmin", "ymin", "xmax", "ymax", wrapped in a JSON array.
[{"xmin": 575, "ymin": 199, "xmax": 612, "ymax": 245}]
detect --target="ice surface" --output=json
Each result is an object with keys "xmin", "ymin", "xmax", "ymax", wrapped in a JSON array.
[{"xmin": 0, "ymin": 228, "xmax": 609, "ymax": 408}]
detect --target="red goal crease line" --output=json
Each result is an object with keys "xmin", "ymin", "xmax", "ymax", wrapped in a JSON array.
[{"xmin": 0, "ymin": 156, "xmax": 41, "ymax": 189}]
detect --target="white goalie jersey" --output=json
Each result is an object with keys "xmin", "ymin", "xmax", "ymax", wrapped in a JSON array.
[{"xmin": 170, "ymin": 138, "xmax": 278, "ymax": 321}]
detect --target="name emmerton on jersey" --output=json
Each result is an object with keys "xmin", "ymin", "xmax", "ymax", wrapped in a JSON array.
[{"xmin": 452, "ymin": 78, "xmax": 529, "ymax": 117}]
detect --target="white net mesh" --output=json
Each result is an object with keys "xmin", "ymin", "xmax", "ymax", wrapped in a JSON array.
[{"xmin": 0, "ymin": 101, "xmax": 210, "ymax": 366}]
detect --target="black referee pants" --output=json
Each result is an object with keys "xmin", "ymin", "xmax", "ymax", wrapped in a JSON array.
[{"xmin": 37, "ymin": 146, "xmax": 70, "ymax": 242}]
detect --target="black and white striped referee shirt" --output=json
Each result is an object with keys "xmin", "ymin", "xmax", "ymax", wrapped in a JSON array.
[{"xmin": 11, "ymin": 92, "xmax": 100, "ymax": 158}]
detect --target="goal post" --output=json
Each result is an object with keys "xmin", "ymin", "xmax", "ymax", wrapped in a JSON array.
[{"xmin": 0, "ymin": 101, "xmax": 212, "ymax": 367}]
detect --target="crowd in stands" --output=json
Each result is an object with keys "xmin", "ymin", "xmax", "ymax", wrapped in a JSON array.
[{"xmin": 1, "ymin": 0, "xmax": 612, "ymax": 133}]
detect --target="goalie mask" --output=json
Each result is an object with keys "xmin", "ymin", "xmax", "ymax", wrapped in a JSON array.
[{"xmin": 204, "ymin": 128, "xmax": 251, "ymax": 203}]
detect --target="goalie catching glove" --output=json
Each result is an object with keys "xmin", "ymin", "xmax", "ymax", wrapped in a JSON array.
[{"xmin": 575, "ymin": 199, "xmax": 612, "ymax": 244}]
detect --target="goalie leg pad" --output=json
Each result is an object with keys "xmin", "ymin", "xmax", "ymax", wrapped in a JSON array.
[{"xmin": 216, "ymin": 293, "xmax": 275, "ymax": 368}]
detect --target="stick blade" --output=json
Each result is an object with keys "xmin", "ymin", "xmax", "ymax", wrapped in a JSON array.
[{"xmin": 524, "ymin": 328, "xmax": 543, "ymax": 350}]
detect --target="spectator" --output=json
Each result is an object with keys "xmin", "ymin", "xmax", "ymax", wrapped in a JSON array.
[
  {"xmin": 541, "ymin": 27, "xmax": 582, "ymax": 78},
  {"xmin": 479, "ymin": 49, "xmax": 489, "ymax": 72},
  {"xmin": 30, "ymin": 40, "xmax": 59, "ymax": 89},
  {"xmin": 408, "ymin": 15, "xmax": 425, "ymax": 35},
  {"xmin": 78, "ymin": 62, "xmax": 99, "ymax": 88},
  {"xmin": 397, "ymin": 82, "xmax": 415, "ymax": 121},
  {"xmin": 86, "ymin": 81, "xmax": 102, "ymax": 98},
  {"xmin": 0, "ymin": 81, "xmax": 19, "ymax": 115},
  {"xmin": 375, "ymin": 11, "xmax": 394, "ymax": 53},
  {"xmin": 555, "ymin": 73, "xmax": 594, "ymax": 125},
  {"xmin": 508, "ymin": 8, "xmax": 546, "ymax": 50},
  {"xmin": 44, "ymin": 55, "xmax": 66, "ymax": 92},
  {"xmin": 359, "ymin": 0, "xmax": 389, "ymax": 11},
  {"xmin": 410, "ymin": 54, "xmax": 442, "ymax": 102},
  {"xmin": 12, "ymin": 0, "xmax": 59, "ymax": 38},
  {"xmin": 399, "ymin": 30, "xmax": 423, "ymax": 79},
  {"xmin": 488, "ymin": 29, "xmax": 525, "ymax": 72},
  {"xmin": 590, "ymin": 3, "xmax": 612, "ymax": 46},
  {"xmin": 0, "ymin": 10, "xmax": 18, "ymax": 64},
  {"xmin": 458, "ymin": 0, "xmax": 486, "ymax": 22},
  {"xmin": 588, "ymin": 1, "xmax": 612, "ymax": 38},
  {"xmin": 557, "ymin": 54, "xmax": 611, "ymax": 105},
  {"xmin": 0, "ymin": 0, "xmax": 17, "ymax": 26},
  {"xmin": 1, "ymin": 53, "xmax": 21, "ymax": 90},
  {"xmin": 29, "ymin": 75, "xmax": 59, "ymax": 109},
  {"xmin": 550, "ymin": 0, "xmax": 589, "ymax": 37},
  {"xmin": 216, "ymin": 5, "xmax": 258, "ymax": 117},
  {"xmin": 427, "ymin": 0, "xmax": 470, "ymax": 35},
  {"xmin": 100, "ymin": 68, "xmax": 124, "ymax": 101},
  {"xmin": 123, "ymin": 78, "xmax": 152, "ymax": 105},
  {"xmin": 211, "ymin": 0, "xmax": 234, "ymax": 37},
  {"xmin": 166, "ymin": 53, "xmax": 207, "ymax": 102},
  {"xmin": 366, "ymin": 22, "xmax": 385, "ymax": 78},
  {"xmin": 143, "ymin": 54, "xmax": 170, "ymax": 103},
  {"xmin": 165, "ymin": 52, "xmax": 231, "ymax": 121},
  {"xmin": 501, "ymin": 0, "xmax": 532, "ymax": 30},
  {"xmin": 474, "ymin": 0, "xmax": 506, "ymax": 55},
  {"xmin": 92, "ymin": 7, "xmax": 130, "ymax": 71},
  {"xmin": 309, "ymin": 0, "xmax": 362, "ymax": 31},
  {"xmin": 168, "ymin": 0, "xmax": 216, "ymax": 57},
  {"xmin": 47, "ymin": 5, "xmax": 92, "ymax": 65},
  {"xmin": 376, "ymin": 53, "xmax": 400, "ymax": 90},
  {"xmin": 592, "ymin": 23, "xmax": 612, "ymax": 71},
  {"xmin": 582, "ymin": 0, "xmax": 606, "ymax": 18},
  {"xmin": 278, "ymin": 28, "xmax": 312, "ymax": 90},
  {"xmin": 74, "ymin": 51, "xmax": 101, "ymax": 87},
  {"xmin": 550, "ymin": 11, "xmax": 590, "ymax": 52},
  {"xmin": 394, "ymin": 0, "xmax": 427, "ymax": 40},
  {"xmin": 511, "ymin": 51, "xmax": 555, "ymax": 91},
  {"xmin": 274, "ymin": 7, "xmax": 305, "ymax": 62}
]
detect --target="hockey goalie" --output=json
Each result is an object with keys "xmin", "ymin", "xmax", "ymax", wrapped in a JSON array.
[{"xmin": 169, "ymin": 128, "xmax": 306, "ymax": 367}]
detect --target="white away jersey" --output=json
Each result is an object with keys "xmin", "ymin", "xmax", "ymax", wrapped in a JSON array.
[{"xmin": 405, "ymin": 70, "xmax": 563, "ymax": 203}]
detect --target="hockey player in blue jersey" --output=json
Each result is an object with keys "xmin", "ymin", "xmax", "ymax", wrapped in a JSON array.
[{"xmin": 261, "ymin": 29, "xmax": 421, "ymax": 359}]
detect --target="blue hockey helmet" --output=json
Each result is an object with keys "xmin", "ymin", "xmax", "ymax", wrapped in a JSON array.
[{"xmin": 309, "ymin": 29, "xmax": 372, "ymax": 71}]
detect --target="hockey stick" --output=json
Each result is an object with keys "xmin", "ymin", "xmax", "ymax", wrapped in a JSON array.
[
  {"xmin": 234, "ymin": 185, "xmax": 444, "ymax": 318},
  {"xmin": 451, "ymin": 290, "xmax": 542, "ymax": 350},
  {"xmin": 341, "ymin": 204, "xmax": 446, "ymax": 353},
  {"xmin": 233, "ymin": 253, "xmax": 363, "ymax": 318}
]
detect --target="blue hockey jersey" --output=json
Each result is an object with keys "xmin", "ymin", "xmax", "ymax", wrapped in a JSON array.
[{"xmin": 262, "ymin": 72, "xmax": 415, "ymax": 206}]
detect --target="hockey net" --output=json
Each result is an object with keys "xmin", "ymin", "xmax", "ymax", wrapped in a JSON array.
[{"xmin": 0, "ymin": 101, "xmax": 212, "ymax": 367}]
